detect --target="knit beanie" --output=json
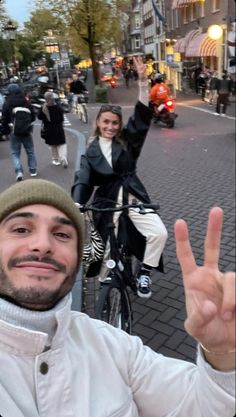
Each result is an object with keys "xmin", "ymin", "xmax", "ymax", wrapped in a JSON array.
[{"xmin": 0, "ymin": 179, "xmax": 84, "ymax": 264}]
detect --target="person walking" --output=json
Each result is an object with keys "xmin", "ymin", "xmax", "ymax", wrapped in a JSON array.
[
  {"xmin": 38, "ymin": 91, "xmax": 68, "ymax": 167},
  {"xmin": 214, "ymin": 71, "xmax": 233, "ymax": 116},
  {"xmin": 1, "ymin": 83, "xmax": 37, "ymax": 181},
  {"xmin": 0, "ymin": 179, "xmax": 235, "ymax": 417},
  {"xmin": 72, "ymin": 57, "xmax": 168, "ymax": 298}
]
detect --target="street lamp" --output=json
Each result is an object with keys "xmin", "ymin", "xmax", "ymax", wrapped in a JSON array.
[
  {"xmin": 3, "ymin": 20, "xmax": 18, "ymax": 75},
  {"xmin": 207, "ymin": 24, "xmax": 224, "ymax": 77}
]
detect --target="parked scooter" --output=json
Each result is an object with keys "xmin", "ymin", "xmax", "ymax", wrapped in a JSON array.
[{"xmin": 152, "ymin": 98, "xmax": 177, "ymax": 128}]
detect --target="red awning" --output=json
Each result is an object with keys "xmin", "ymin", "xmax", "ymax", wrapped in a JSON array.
[
  {"xmin": 173, "ymin": 29, "xmax": 200, "ymax": 54},
  {"xmin": 185, "ymin": 32, "xmax": 216, "ymax": 57},
  {"xmin": 172, "ymin": 0, "xmax": 204, "ymax": 8}
]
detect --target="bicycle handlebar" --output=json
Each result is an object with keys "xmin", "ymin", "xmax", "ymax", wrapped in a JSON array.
[{"xmin": 80, "ymin": 202, "xmax": 160, "ymax": 213}]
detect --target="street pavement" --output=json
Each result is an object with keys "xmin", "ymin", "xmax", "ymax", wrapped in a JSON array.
[{"xmin": 0, "ymin": 75, "xmax": 235, "ymax": 363}]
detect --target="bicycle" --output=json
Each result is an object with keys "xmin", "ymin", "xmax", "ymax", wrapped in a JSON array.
[
  {"xmin": 74, "ymin": 92, "xmax": 88, "ymax": 123},
  {"xmin": 82, "ymin": 200, "xmax": 160, "ymax": 334}
]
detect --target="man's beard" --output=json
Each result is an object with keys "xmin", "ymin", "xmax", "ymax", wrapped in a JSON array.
[{"xmin": 0, "ymin": 256, "xmax": 77, "ymax": 311}]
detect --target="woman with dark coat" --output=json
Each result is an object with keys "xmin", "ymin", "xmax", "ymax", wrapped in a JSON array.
[
  {"xmin": 38, "ymin": 92, "xmax": 68, "ymax": 167},
  {"xmin": 72, "ymin": 57, "xmax": 168, "ymax": 298}
]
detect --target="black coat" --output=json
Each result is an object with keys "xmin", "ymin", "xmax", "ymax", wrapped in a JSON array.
[
  {"xmin": 1, "ymin": 91, "xmax": 35, "ymax": 135},
  {"xmin": 38, "ymin": 105, "xmax": 66, "ymax": 146},
  {"xmin": 72, "ymin": 101, "xmax": 152, "ymax": 206}
]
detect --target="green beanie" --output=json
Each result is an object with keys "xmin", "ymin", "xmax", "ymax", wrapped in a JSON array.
[{"xmin": 0, "ymin": 179, "xmax": 84, "ymax": 264}]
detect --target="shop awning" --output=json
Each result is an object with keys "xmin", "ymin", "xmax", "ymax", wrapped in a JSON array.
[
  {"xmin": 173, "ymin": 29, "xmax": 200, "ymax": 54},
  {"xmin": 173, "ymin": 37, "xmax": 185, "ymax": 53},
  {"xmin": 172, "ymin": 0, "xmax": 204, "ymax": 8},
  {"xmin": 185, "ymin": 32, "xmax": 216, "ymax": 57}
]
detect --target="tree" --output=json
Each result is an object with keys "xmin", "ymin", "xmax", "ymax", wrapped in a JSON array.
[{"xmin": 35, "ymin": 0, "xmax": 129, "ymax": 84}]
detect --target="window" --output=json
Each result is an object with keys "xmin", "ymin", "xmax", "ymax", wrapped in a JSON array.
[
  {"xmin": 175, "ymin": 8, "xmax": 179, "ymax": 28},
  {"xmin": 135, "ymin": 16, "xmax": 140, "ymax": 29},
  {"xmin": 190, "ymin": 4, "xmax": 197, "ymax": 21},
  {"xmin": 199, "ymin": 0, "xmax": 205, "ymax": 17},
  {"xmin": 182, "ymin": 7, "xmax": 191, "ymax": 24},
  {"xmin": 135, "ymin": 35, "xmax": 140, "ymax": 49},
  {"xmin": 212, "ymin": 0, "xmax": 220, "ymax": 12}
]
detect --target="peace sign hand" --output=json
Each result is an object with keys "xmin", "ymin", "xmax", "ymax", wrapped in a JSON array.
[
  {"xmin": 175, "ymin": 207, "xmax": 235, "ymax": 371},
  {"xmin": 132, "ymin": 56, "xmax": 147, "ymax": 82}
]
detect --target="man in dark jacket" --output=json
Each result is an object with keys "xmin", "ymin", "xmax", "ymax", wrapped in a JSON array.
[
  {"xmin": 1, "ymin": 83, "xmax": 37, "ymax": 181},
  {"xmin": 69, "ymin": 74, "xmax": 88, "ymax": 113},
  {"xmin": 215, "ymin": 71, "xmax": 233, "ymax": 116}
]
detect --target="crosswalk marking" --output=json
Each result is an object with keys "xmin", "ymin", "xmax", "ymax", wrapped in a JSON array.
[{"xmin": 63, "ymin": 115, "xmax": 71, "ymax": 126}]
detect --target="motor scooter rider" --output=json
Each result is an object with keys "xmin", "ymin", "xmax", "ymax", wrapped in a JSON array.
[{"xmin": 149, "ymin": 73, "xmax": 171, "ymax": 108}]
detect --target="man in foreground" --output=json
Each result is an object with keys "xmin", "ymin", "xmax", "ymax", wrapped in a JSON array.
[{"xmin": 0, "ymin": 179, "xmax": 235, "ymax": 417}]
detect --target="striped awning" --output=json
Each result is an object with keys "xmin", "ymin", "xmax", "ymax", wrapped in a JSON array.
[
  {"xmin": 173, "ymin": 37, "xmax": 185, "ymax": 53},
  {"xmin": 185, "ymin": 32, "xmax": 216, "ymax": 57},
  {"xmin": 173, "ymin": 29, "xmax": 200, "ymax": 54},
  {"xmin": 172, "ymin": 0, "xmax": 204, "ymax": 8}
]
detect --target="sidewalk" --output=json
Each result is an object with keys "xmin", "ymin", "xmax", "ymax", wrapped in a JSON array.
[{"xmin": 176, "ymin": 90, "xmax": 236, "ymax": 118}]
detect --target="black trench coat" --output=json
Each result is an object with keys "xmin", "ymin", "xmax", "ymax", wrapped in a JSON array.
[
  {"xmin": 38, "ymin": 105, "xmax": 66, "ymax": 146},
  {"xmin": 72, "ymin": 101, "xmax": 164, "ymax": 273}
]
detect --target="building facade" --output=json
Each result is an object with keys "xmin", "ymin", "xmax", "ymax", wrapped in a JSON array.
[{"xmin": 122, "ymin": 0, "xmax": 235, "ymax": 91}]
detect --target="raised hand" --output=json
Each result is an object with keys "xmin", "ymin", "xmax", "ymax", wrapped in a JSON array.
[
  {"xmin": 133, "ymin": 56, "xmax": 147, "ymax": 82},
  {"xmin": 175, "ymin": 207, "xmax": 235, "ymax": 370}
]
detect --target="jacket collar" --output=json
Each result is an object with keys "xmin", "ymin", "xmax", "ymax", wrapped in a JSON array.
[
  {"xmin": 87, "ymin": 137, "xmax": 123, "ymax": 172},
  {"xmin": 0, "ymin": 294, "xmax": 72, "ymax": 356}
]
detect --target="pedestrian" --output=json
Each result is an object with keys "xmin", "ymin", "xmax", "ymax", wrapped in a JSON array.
[
  {"xmin": 0, "ymin": 179, "xmax": 235, "ymax": 416},
  {"xmin": 209, "ymin": 71, "xmax": 219, "ymax": 105},
  {"xmin": 124, "ymin": 66, "xmax": 132, "ymax": 87},
  {"xmin": 1, "ymin": 83, "xmax": 37, "ymax": 181},
  {"xmin": 214, "ymin": 70, "xmax": 233, "ymax": 116},
  {"xmin": 192, "ymin": 64, "xmax": 203, "ymax": 94},
  {"xmin": 69, "ymin": 73, "xmax": 88, "ymax": 113},
  {"xmin": 38, "ymin": 91, "xmax": 68, "ymax": 167},
  {"xmin": 72, "ymin": 57, "xmax": 168, "ymax": 298}
]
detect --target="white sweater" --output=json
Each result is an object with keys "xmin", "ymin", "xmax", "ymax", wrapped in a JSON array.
[{"xmin": 0, "ymin": 294, "xmax": 235, "ymax": 417}]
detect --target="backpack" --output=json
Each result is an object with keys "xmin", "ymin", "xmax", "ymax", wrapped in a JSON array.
[{"xmin": 12, "ymin": 106, "xmax": 32, "ymax": 137}]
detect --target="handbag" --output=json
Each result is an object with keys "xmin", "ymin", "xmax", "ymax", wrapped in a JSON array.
[{"xmin": 40, "ymin": 122, "xmax": 47, "ymax": 140}]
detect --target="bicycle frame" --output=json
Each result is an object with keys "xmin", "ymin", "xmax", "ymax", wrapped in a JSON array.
[{"xmin": 82, "ymin": 201, "xmax": 159, "ymax": 333}]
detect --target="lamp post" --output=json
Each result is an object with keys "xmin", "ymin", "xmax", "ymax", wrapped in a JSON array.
[
  {"xmin": 3, "ymin": 20, "xmax": 18, "ymax": 76},
  {"xmin": 207, "ymin": 24, "xmax": 223, "ymax": 77}
]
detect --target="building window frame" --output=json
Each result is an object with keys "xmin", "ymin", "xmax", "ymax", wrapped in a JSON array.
[{"xmin": 212, "ymin": 0, "xmax": 220, "ymax": 13}]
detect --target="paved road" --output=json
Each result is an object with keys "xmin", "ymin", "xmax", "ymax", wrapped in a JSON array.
[{"xmin": 0, "ymin": 76, "xmax": 235, "ymax": 363}]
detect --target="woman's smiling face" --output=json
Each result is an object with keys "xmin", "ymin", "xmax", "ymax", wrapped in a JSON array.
[{"xmin": 96, "ymin": 111, "xmax": 121, "ymax": 139}]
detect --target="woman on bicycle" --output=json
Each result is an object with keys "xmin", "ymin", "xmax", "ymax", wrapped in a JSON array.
[{"xmin": 72, "ymin": 56, "xmax": 168, "ymax": 298}]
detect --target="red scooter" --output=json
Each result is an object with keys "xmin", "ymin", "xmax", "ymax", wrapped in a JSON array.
[{"xmin": 152, "ymin": 98, "xmax": 177, "ymax": 128}]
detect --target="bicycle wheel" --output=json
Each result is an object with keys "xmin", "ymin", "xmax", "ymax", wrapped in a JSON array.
[
  {"xmin": 82, "ymin": 105, "xmax": 88, "ymax": 123},
  {"xmin": 95, "ymin": 282, "xmax": 132, "ymax": 334}
]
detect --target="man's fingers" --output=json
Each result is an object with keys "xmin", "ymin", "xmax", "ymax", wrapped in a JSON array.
[
  {"xmin": 204, "ymin": 207, "xmax": 223, "ymax": 268},
  {"xmin": 175, "ymin": 219, "xmax": 197, "ymax": 276},
  {"xmin": 221, "ymin": 272, "xmax": 236, "ymax": 320}
]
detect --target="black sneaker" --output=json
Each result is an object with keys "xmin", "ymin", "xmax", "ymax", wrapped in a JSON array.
[{"xmin": 136, "ymin": 275, "xmax": 152, "ymax": 298}]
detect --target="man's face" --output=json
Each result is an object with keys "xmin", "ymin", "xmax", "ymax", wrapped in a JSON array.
[{"xmin": 0, "ymin": 204, "xmax": 78, "ymax": 311}]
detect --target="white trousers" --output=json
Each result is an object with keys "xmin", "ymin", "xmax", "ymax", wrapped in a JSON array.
[
  {"xmin": 99, "ymin": 207, "xmax": 168, "ymax": 281},
  {"xmin": 50, "ymin": 144, "xmax": 67, "ymax": 162}
]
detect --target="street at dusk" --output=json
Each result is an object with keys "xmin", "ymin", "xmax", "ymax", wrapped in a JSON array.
[{"xmin": 0, "ymin": 1, "xmax": 235, "ymax": 415}]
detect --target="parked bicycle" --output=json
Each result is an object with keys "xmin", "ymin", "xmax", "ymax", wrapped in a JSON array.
[{"xmin": 81, "ymin": 200, "xmax": 160, "ymax": 334}]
